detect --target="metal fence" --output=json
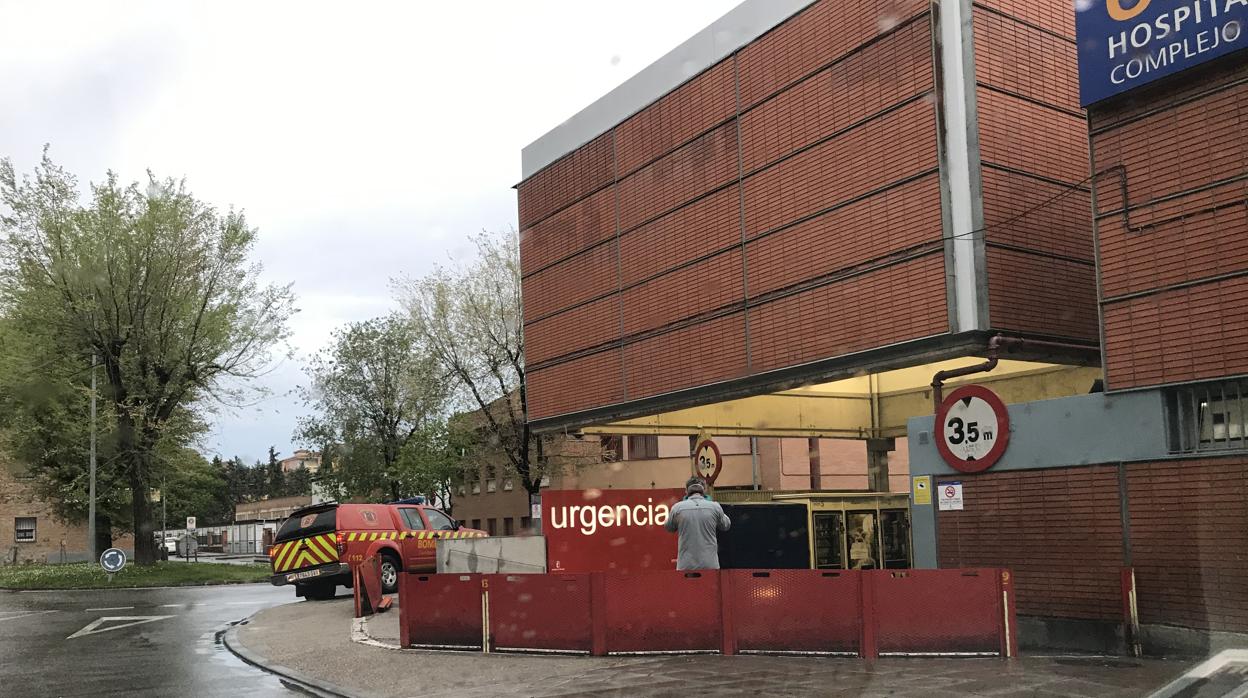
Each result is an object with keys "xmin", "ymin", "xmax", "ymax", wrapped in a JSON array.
[{"xmin": 185, "ymin": 523, "xmax": 277, "ymax": 555}]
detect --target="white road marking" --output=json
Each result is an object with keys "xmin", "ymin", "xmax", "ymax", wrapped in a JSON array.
[
  {"xmin": 85, "ymin": 606, "xmax": 134, "ymax": 611},
  {"xmin": 0, "ymin": 610, "xmax": 58, "ymax": 623},
  {"xmin": 1149, "ymin": 649, "xmax": 1248, "ymax": 698},
  {"xmin": 159, "ymin": 604, "xmax": 185, "ymax": 608},
  {"xmin": 67, "ymin": 615, "xmax": 174, "ymax": 639}
]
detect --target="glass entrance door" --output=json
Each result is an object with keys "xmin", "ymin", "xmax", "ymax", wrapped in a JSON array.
[
  {"xmin": 813, "ymin": 512, "xmax": 844, "ymax": 569},
  {"xmin": 880, "ymin": 509, "xmax": 911, "ymax": 569}
]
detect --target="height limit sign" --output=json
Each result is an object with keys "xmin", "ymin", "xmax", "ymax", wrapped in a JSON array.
[{"xmin": 935, "ymin": 385, "xmax": 1010, "ymax": 473}]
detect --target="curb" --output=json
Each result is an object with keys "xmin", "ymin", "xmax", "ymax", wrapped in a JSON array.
[
  {"xmin": 221, "ymin": 613, "xmax": 366, "ymax": 698},
  {"xmin": 351, "ymin": 616, "xmax": 403, "ymax": 651}
]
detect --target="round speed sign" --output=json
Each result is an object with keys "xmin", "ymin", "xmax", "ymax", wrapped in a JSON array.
[
  {"xmin": 692, "ymin": 439, "xmax": 723, "ymax": 485},
  {"xmin": 935, "ymin": 385, "xmax": 1010, "ymax": 473}
]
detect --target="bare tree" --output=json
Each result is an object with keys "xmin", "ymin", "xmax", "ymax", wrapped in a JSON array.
[{"xmin": 396, "ymin": 231, "xmax": 545, "ymax": 494}]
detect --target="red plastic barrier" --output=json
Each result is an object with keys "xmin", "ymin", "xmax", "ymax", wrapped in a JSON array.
[
  {"xmin": 353, "ymin": 556, "xmax": 384, "ymax": 618},
  {"xmin": 397, "ymin": 567, "xmax": 1018, "ymax": 658},
  {"xmin": 602, "ymin": 570, "xmax": 721, "ymax": 654},
  {"xmin": 486, "ymin": 573, "xmax": 594, "ymax": 653},
  {"xmin": 726, "ymin": 570, "xmax": 861, "ymax": 655},
  {"xmin": 399, "ymin": 573, "xmax": 485, "ymax": 650},
  {"xmin": 868, "ymin": 569, "xmax": 1004, "ymax": 656}
]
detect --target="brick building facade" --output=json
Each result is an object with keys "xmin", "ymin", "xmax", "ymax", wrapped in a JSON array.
[
  {"xmin": 515, "ymin": 0, "xmax": 1246, "ymax": 653},
  {"xmin": 910, "ymin": 49, "xmax": 1248, "ymax": 652},
  {"xmin": 1, "ymin": 466, "xmax": 132, "ymax": 564},
  {"xmin": 1, "ymin": 467, "xmax": 88, "ymax": 564},
  {"xmin": 518, "ymin": 0, "xmax": 1099, "ymax": 432}
]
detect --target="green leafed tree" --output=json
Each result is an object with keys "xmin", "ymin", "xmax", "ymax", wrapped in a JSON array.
[
  {"xmin": 159, "ymin": 447, "xmax": 233, "ymax": 528},
  {"xmin": 265, "ymin": 445, "xmax": 285, "ymax": 499},
  {"xmin": 0, "ymin": 153, "xmax": 294, "ymax": 563},
  {"xmin": 296, "ymin": 315, "xmax": 451, "ymax": 502}
]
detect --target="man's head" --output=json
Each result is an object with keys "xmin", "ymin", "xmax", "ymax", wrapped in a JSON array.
[{"xmin": 685, "ymin": 476, "xmax": 707, "ymax": 496}]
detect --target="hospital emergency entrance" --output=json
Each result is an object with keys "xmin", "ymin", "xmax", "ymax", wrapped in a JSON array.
[
  {"xmin": 716, "ymin": 491, "xmax": 912, "ymax": 570},
  {"xmin": 575, "ymin": 358, "xmax": 1100, "ymax": 572}
]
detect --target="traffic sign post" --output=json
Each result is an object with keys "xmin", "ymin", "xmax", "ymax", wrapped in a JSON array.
[
  {"xmin": 99, "ymin": 547, "xmax": 126, "ymax": 581},
  {"xmin": 935, "ymin": 385, "xmax": 1011, "ymax": 473},
  {"xmin": 692, "ymin": 439, "xmax": 723, "ymax": 485}
]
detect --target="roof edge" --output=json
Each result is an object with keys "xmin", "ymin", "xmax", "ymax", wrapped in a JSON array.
[{"xmin": 519, "ymin": 0, "xmax": 817, "ymax": 181}]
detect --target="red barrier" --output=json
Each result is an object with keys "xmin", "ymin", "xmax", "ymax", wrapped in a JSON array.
[
  {"xmin": 397, "ymin": 568, "xmax": 1017, "ymax": 658},
  {"xmin": 726, "ymin": 570, "xmax": 861, "ymax": 655},
  {"xmin": 353, "ymin": 556, "xmax": 383, "ymax": 618},
  {"xmin": 399, "ymin": 573, "xmax": 485, "ymax": 650},
  {"xmin": 868, "ymin": 569, "xmax": 1004, "ymax": 656},
  {"xmin": 602, "ymin": 570, "xmax": 721, "ymax": 654},
  {"xmin": 486, "ymin": 573, "xmax": 594, "ymax": 653}
]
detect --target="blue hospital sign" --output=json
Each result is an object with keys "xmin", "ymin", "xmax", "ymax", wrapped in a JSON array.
[{"xmin": 1077, "ymin": 0, "xmax": 1248, "ymax": 106}]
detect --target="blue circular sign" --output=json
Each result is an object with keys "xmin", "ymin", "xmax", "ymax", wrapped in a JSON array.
[{"xmin": 99, "ymin": 548, "xmax": 126, "ymax": 573}]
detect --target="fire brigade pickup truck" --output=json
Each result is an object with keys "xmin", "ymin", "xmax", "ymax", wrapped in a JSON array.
[{"xmin": 268, "ymin": 499, "xmax": 486, "ymax": 599}]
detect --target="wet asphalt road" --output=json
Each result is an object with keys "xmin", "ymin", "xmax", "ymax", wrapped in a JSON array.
[{"xmin": 0, "ymin": 583, "xmax": 317, "ymax": 697}]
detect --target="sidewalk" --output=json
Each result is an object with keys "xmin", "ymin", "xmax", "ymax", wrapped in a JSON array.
[{"xmin": 231, "ymin": 595, "xmax": 1192, "ymax": 697}]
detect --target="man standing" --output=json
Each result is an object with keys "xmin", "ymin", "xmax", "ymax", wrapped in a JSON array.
[{"xmin": 664, "ymin": 477, "xmax": 731, "ymax": 570}]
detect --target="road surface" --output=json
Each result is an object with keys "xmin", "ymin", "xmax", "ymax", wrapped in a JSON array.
[{"xmin": 0, "ymin": 582, "xmax": 322, "ymax": 696}]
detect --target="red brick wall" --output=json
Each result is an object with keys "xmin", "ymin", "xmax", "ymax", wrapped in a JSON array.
[
  {"xmin": 972, "ymin": 0, "xmax": 1098, "ymax": 342},
  {"xmin": 1091, "ymin": 58, "xmax": 1248, "ymax": 389},
  {"xmin": 1125, "ymin": 457, "xmax": 1248, "ymax": 633},
  {"xmin": 519, "ymin": 0, "xmax": 943, "ymax": 421},
  {"xmin": 937, "ymin": 457, "xmax": 1248, "ymax": 634},
  {"xmin": 937, "ymin": 465, "xmax": 1126, "ymax": 621}
]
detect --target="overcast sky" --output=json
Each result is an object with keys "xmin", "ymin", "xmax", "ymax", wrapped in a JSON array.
[{"xmin": 0, "ymin": 0, "xmax": 741, "ymax": 464}]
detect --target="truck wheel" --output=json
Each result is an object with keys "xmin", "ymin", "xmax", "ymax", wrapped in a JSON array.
[
  {"xmin": 297, "ymin": 581, "xmax": 336, "ymax": 601},
  {"xmin": 379, "ymin": 552, "xmax": 400, "ymax": 594}
]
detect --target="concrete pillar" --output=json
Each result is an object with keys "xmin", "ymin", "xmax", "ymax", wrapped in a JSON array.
[
  {"xmin": 807, "ymin": 437, "xmax": 821, "ymax": 491},
  {"xmin": 866, "ymin": 438, "xmax": 895, "ymax": 492}
]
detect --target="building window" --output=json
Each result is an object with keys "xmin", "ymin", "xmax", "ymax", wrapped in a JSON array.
[
  {"xmin": 503, "ymin": 478, "xmax": 513, "ymax": 491},
  {"xmin": 15, "ymin": 517, "xmax": 35, "ymax": 542},
  {"xmin": 521, "ymin": 516, "xmax": 532, "ymax": 531},
  {"xmin": 540, "ymin": 474, "xmax": 551, "ymax": 487},
  {"xmin": 627, "ymin": 435, "xmax": 658, "ymax": 460},
  {"xmin": 487, "ymin": 518, "xmax": 497, "ymax": 536},
  {"xmin": 600, "ymin": 435, "xmax": 622, "ymax": 460},
  {"xmin": 471, "ymin": 519, "xmax": 481, "ymax": 530},
  {"xmin": 504, "ymin": 518, "xmax": 515, "ymax": 536},
  {"xmin": 472, "ymin": 481, "xmax": 481, "ymax": 494},
  {"xmin": 1166, "ymin": 378, "xmax": 1248, "ymax": 453}
]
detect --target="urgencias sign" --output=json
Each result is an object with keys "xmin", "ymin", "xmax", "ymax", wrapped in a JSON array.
[
  {"xmin": 542, "ymin": 488, "xmax": 683, "ymax": 574},
  {"xmin": 1077, "ymin": 0, "xmax": 1247, "ymax": 106}
]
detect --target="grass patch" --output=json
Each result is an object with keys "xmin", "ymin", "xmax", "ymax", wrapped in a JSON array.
[{"xmin": 0, "ymin": 560, "xmax": 271, "ymax": 589}]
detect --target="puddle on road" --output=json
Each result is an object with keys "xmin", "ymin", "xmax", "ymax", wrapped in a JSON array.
[{"xmin": 200, "ymin": 622, "xmax": 304, "ymax": 696}]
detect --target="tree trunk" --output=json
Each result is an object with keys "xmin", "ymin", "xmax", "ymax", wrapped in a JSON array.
[
  {"xmin": 522, "ymin": 434, "xmax": 541, "ymax": 496},
  {"xmin": 129, "ymin": 463, "xmax": 156, "ymax": 565},
  {"xmin": 94, "ymin": 514, "xmax": 113, "ymax": 557}
]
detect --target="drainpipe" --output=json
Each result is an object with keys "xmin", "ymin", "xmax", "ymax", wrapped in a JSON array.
[{"xmin": 930, "ymin": 334, "xmax": 1096, "ymax": 410}]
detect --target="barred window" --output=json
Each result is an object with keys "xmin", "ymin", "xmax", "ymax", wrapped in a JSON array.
[
  {"xmin": 15, "ymin": 517, "xmax": 36, "ymax": 542},
  {"xmin": 1165, "ymin": 378, "xmax": 1248, "ymax": 454},
  {"xmin": 627, "ymin": 435, "xmax": 658, "ymax": 460}
]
